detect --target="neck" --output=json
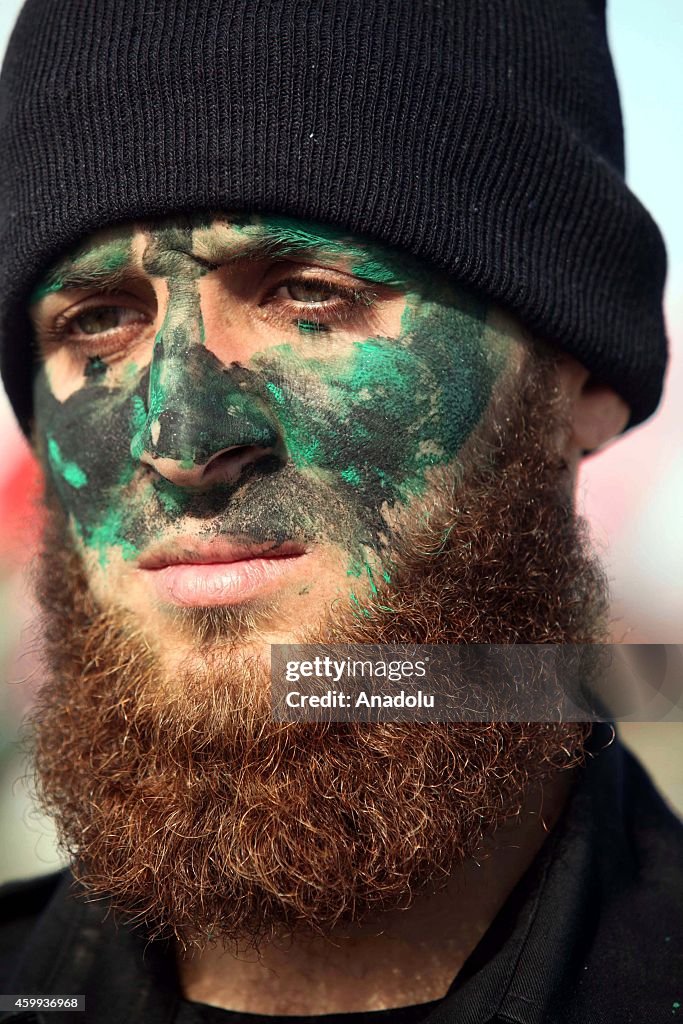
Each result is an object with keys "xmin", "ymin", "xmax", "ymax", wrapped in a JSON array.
[{"xmin": 175, "ymin": 766, "xmax": 578, "ymax": 1015}]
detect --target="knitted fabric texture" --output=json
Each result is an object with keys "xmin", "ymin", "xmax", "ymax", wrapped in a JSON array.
[{"xmin": 0, "ymin": 0, "xmax": 668, "ymax": 433}]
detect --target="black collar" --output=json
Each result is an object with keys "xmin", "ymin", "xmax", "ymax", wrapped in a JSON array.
[{"xmin": 434, "ymin": 722, "xmax": 618, "ymax": 1023}]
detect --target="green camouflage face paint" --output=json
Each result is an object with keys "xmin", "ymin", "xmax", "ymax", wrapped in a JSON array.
[
  {"xmin": 32, "ymin": 214, "xmax": 513, "ymax": 609},
  {"xmin": 130, "ymin": 224, "xmax": 279, "ymax": 468}
]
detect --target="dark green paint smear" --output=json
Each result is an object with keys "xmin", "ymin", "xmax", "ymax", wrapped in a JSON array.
[
  {"xmin": 85, "ymin": 356, "xmax": 108, "ymax": 381},
  {"xmin": 133, "ymin": 225, "xmax": 216, "ymax": 465},
  {"xmin": 252, "ymin": 289, "xmax": 499, "ymax": 518}
]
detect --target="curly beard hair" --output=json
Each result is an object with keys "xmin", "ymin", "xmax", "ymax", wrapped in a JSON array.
[{"xmin": 24, "ymin": 342, "xmax": 607, "ymax": 953}]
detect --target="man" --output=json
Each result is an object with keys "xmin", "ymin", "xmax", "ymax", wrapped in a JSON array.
[{"xmin": 0, "ymin": 2, "xmax": 680, "ymax": 1023}]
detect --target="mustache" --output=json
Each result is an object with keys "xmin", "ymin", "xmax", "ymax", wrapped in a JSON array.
[{"xmin": 51, "ymin": 453, "xmax": 372, "ymax": 556}]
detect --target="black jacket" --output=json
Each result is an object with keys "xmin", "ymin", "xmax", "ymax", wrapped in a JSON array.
[{"xmin": 1, "ymin": 723, "xmax": 681, "ymax": 1024}]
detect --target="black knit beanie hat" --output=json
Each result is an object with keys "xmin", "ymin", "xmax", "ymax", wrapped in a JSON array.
[{"xmin": 0, "ymin": 0, "xmax": 668, "ymax": 435}]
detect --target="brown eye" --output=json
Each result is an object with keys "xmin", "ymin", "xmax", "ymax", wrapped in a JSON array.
[
  {"xmin": 276, "ymin": 281, "xmax": 335, "ymax": 303},
  {"xmin": 69, "ymin": 305, "xmax": 146, "ymax": 336}
]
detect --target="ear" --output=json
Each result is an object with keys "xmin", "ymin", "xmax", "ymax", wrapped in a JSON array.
[{"xmin": 555, "ymin": 354, "xmax": 631, "ymax": 460}]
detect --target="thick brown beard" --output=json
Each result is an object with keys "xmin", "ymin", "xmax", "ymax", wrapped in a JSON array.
[{"xmin": 24, "ymin": 343, "xmax": 606, "ymax": 953}]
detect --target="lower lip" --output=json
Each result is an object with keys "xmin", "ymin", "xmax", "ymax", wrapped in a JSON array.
[{"xmin": 141, "ymin": 556, "xmax": 305, "ymax": 606}]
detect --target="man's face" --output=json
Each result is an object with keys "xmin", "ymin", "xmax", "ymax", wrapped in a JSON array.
[
  {"xmin": 31, "ymin": 212, "xmax": 514, "ymax": 666},
  {"xmin": 26, "ymin": 213, "xmax": 605, "ymax": 950}
]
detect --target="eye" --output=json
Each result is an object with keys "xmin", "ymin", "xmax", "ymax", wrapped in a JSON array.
[
  {"xmin": 66, "ymin": 305, "xmax": 147, "ymax": 337},
  {"xmin": 262, "ymin": 273, "xmax": 379, "ymax": 335},
  {"xmin": 273, "ymin": 280, "xmax": 340, "ymax": 304}
]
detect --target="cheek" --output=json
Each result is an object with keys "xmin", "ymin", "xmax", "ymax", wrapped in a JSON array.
[
  {"xmin": 257, "ymin": 312, "xmax": 501, "ymax": 516},
  {"xmin": 33, "ymin": 367, "xmax": 143, "ymax": 539}
]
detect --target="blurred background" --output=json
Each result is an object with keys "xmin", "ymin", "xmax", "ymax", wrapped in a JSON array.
[{"xmin": 0, "ymin": 0, "xmax": 681, "ymax": 885}]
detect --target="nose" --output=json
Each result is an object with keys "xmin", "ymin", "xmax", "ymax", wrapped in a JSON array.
[
  {"xmin": 131, "ymin": 341, "xmax": 280, "ymax": 488},
  {"xmin": 141, "ymin": 441, "xmax": 275, "ymax": 488}
]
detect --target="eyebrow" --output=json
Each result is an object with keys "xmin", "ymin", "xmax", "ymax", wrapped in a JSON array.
[
  {"xmin": 190, "ymin": 233, "xmax": 364, "ymax": 271},
  {"xmin": 231, "ymin": 229, "xmax": 409, "ymax": 286},
  {"xmin": 31, "ymin": 262, "xmax": 137, "ymax": 303},
  {"xmin": 31, "ymin": 229, "xmax": 407, "ymax": 303}
]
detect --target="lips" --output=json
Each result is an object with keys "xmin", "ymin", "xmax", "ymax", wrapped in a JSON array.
[
  {"xmin": 137, "ymin": 537, "xmax": 308, "ymax": 570},
  {"xmin": 137, "ymin": 537, "xmax": 309, "ymax": 606}
]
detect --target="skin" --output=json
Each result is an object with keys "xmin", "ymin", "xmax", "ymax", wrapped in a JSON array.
[
  {"xmin": 29, "ymin": 212, "xmax": 630, "ymax": 1013},
  {"xmin": 31, "ymin": 213, "xmax": 514, "ymax": 666}
]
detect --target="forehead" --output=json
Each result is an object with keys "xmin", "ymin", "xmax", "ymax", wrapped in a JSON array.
[{"xmin": 31, "ymin": 212, "xmax": 416, "ymax": 301}]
